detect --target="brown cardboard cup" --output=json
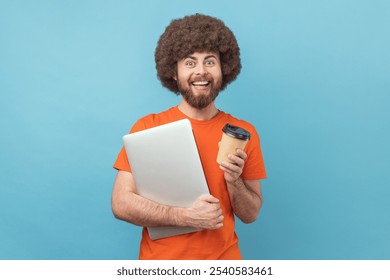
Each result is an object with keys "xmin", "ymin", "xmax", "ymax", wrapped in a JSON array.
[{"xmin": 216, "ymin": 124, "xmax": 251, "ymax": 164}]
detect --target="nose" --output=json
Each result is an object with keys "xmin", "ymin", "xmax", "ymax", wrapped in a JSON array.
[{"xmin": 195, "ymin": 63, "xmax": 207, "ymax": 75}]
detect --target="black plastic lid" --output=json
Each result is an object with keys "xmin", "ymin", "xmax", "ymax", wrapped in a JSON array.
[{"xmin": 222, "ymin": 123, "xmax": 251, "ymax": 140}]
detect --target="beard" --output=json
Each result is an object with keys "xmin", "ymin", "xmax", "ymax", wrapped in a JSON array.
[{"xmin": 177, "ymin": 74, "xmax": 222, "ymax": 110}]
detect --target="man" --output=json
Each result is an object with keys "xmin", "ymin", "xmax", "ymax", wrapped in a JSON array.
[{"xmin": 112, "ymin": 14, "xmax": 266, "ymax": 259}]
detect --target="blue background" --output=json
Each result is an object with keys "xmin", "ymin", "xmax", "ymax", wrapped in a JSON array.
[{"xmin": 1, "ymin": 0, "xmax": 389, "ymax": 260}]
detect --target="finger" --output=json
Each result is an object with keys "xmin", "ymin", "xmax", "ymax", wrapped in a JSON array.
[
  {"xmin": 228, "ymin": 154, "xmax": 245, "ymax": 167},
  {"xmin": 218, "ymin": 213, "xmax": 224, "ymax": 224},
  {"xmin": 213, "ymin": 214, "xmax": 224, "ymax": 229},
  {"xmin": 235, "ymin": 149, "xmax": 247, "ymax": 160},
  {"xmin": 219, "ymin": 165, "xmax": 236, "ymax": 175},
  {"xmin": 220, "ymin": 161, "xmax": 241, "ymax": 173},
  {"xmin": 214, "ymin": 221, "xmax": 223, "ymax": 229},
  {"xmin": 199, "ymin": 194, "xmax": 219, "ymax": 203}
]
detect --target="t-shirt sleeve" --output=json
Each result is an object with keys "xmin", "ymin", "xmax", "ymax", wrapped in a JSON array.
[
  {"xmin": 113, "ymin": 119, "xmax": 147, "ymax": 173},
  {"xmin": 241, "ymin": 128, "xmax": 267, "ymax": 180}
]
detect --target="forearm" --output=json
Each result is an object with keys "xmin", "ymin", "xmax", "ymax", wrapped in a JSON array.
[
  {"xmin": 112, "ymin": 191, "xmax": 186, "ymax": 227},
  {"xmin": 112, "ymin": 171, "xmax": 223, "ymax": 230},
  {"xmin": 226, "ymin": 177, "xmax": 262, "ymax": 223},
  {"xmin": 111, "ymin": 171, "xmax": 186, "ymax": 227}
]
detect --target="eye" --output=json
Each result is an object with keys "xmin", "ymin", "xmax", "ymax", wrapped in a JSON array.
[
  {"xmin": 185, "ymin": 60, "xmax": 195, "ymax": 68},
  {"xmin": 205, "ymin": 60, "xmax": 215, "ymax": 66}
]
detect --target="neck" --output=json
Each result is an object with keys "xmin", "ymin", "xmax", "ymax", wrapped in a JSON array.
[{"xmin": 178, "ymin": 99, "xmax": 219, "ymax": 121}]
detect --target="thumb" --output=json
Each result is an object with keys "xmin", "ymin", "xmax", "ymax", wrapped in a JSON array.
[{"xmin": 199, "ymin": 194, "xmax": 219, "ymax": 204}]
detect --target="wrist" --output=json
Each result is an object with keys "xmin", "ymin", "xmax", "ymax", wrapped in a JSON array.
[
  {"xmin": 227, "ymin": 176, "xmax": 245, "ymax": 188},
  {"xmin": 170, "ymin": 207, "xmax": 188, "ymax": 227}
]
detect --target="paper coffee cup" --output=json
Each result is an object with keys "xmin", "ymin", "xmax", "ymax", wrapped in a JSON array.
[{"xmin": 216, "ymin": 123, "xmax": 251, "ymax": 164}]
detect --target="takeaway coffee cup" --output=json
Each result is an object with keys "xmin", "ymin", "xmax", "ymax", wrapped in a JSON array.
[{"xmin": 216, "ymin": 123, "xmax": 251, "ymax": 164}]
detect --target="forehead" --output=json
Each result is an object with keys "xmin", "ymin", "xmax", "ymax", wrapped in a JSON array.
[{"xmin": 181, "ymin": 51, "xmax": 220, "ymax": 60}]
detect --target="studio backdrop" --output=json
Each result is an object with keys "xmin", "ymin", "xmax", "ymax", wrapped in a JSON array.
[{"xmin": 0, "ymin": 0, "xmax": 389, "ymax": 259}]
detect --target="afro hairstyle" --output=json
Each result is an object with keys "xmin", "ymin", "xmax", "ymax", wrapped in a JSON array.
[{"xmin": 155, "ymin": 14, "xmax": 241, "ymax": 94}]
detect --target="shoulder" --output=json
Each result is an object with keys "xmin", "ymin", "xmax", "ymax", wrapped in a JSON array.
[
  {"xmin": 132, "ymin": 107, "xmax": 179, "ymax": 131},
  {"xmin": 221, "ymin": 112, "xmax": 257, "ymax": 135}
]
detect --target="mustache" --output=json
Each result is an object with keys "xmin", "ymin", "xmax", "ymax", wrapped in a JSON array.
[{"xmin": 189, "ymin": 74, "xmax": 212, "ymax": 83}]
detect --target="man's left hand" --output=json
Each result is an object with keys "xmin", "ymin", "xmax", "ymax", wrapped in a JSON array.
[{"xmin": 219, "ymin": 149, "xmax": 247, "ymax": 183}]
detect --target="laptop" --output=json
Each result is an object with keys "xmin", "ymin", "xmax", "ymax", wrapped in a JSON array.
[{"xmin": 122, "ymin": 119, "xmax": 210, "ymax": 240}]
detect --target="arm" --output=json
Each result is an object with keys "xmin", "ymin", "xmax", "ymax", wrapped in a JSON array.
[
  {"xmin": 111, "ymin": 170, "xmax": 224, "ymax": 229},
  {"xmin": 219, "ymin": 149, "xmax": 263, "ymax": 223}
]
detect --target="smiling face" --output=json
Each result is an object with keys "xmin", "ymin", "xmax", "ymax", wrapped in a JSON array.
[{"xmin": 175, "ymin": 52, "xmax": 223, "ymax": 109}]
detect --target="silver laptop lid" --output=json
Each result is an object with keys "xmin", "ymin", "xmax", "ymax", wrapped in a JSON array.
[{"xmin": 122, "ymin": 119, "xmax": 209, "ymax": 239}]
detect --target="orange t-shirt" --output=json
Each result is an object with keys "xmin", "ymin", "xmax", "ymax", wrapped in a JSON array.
[{"xmin": 114, "ymin": 106, "xmax": 266, "ymax": 259}]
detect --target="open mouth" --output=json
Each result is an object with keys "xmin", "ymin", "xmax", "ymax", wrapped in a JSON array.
[{"xmin": 191, "ymin": 81, "xmax": 210, "ymax": 87}]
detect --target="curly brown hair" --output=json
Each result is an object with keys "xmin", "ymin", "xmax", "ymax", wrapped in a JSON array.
[{"xmin": 155, "ymin": 14, "xmax": 241, "ymax": 94}]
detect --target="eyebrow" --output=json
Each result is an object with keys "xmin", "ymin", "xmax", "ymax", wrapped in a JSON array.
[{"xmin": 186, "ymin": 54, "xmax": 218, "ymax": 60}]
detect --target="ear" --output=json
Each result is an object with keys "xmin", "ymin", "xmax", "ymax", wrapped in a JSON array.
[{"xmin": 173, "ymin": 67, "xmax": 178, "ymax": 81}]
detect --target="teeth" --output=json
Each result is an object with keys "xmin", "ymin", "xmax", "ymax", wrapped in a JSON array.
[{"xmin": 192, "ymin": 81, "xmax": 209, "ymax": 86}]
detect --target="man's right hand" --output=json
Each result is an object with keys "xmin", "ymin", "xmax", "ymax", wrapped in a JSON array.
[{"xmin": 183, "ymin": 194, "xmax": 224, "ymax": 230}]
